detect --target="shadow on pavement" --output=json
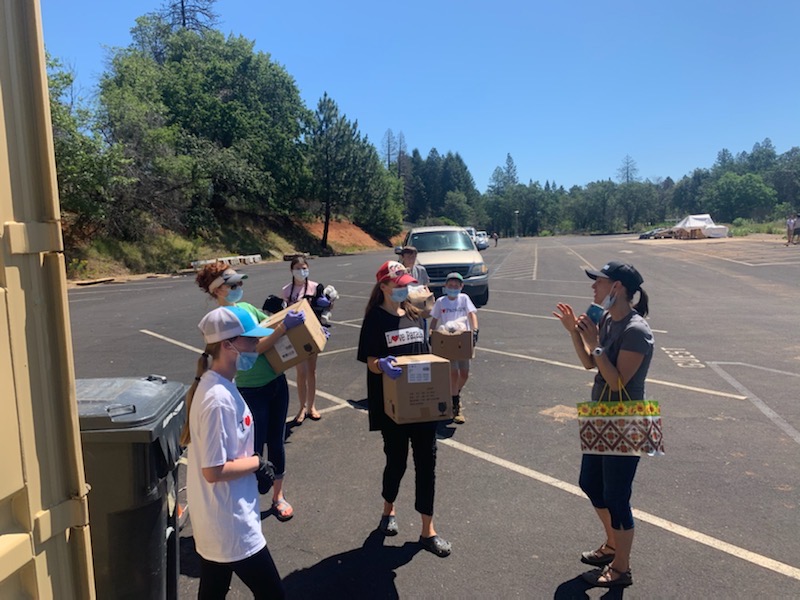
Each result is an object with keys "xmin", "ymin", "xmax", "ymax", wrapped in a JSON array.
[
  {"xmin": 281, "ymin": 528, "xmax": 421, "ymax": 599},
  {"xmin": 553, "ymin": 574, "xmax": 626, "ymax": 599}
]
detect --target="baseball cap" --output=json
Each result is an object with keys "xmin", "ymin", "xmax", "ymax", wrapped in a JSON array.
[
  {"xmin": 198, "ymin": 305, "xmax": 274, "ymax": 344},
  {"xmin": 376, "ymin": 260, "xmax": 417, "ymax": 286},
  {"xmin": 208, "ymin": 268, "xmax": 248, "ymax": 292},
  {"xmin": 445, "ymin": 272, "xmax": 464, "ymax": 283},
  {"xmin": 585, "ymin": 261, "xmax": 643, "ymax": 293}
]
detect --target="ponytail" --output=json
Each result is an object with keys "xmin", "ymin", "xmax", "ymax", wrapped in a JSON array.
[
  {"xmin": 634, "ymin": 288, "xmax": 649, "ymax": 318},
  {"xmin": 180, "ymin": 345, "xmax": 219, "ymax": 446}
]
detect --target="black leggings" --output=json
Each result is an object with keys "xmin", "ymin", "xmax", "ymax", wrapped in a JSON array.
[
  {"xmin": 198, "ymin": 545, "xmax": 284, "ymax": 599},
  {"xmin": 239, "ymin": 376, "xmax": 290, "ymax": 477},
  {"xmin": 381, "ymin": 422, "xmax": 438, "ymax": 515}
]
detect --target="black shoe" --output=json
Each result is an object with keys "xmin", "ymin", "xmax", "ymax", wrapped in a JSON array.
[
  {"xmin": 580, "ymin": 544, "xmax": 615, "ymax": 566},
  {"xmin": 582, "ymin": 565, "xmax": 632, "ymax": 587},
  {"xmin": 419, "ymin": 535, "xmax": 451, "ymax": 557},
  {"xmin": 379, "ymin": 515, "xmax": 398, "ymax": 536}
]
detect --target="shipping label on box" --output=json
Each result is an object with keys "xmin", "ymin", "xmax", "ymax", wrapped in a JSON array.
[
  {"xmin": 261, "ymin": 299, "xmax": 327, "ymax": 373},
  {"xmin": 430, "ymin": 330, "xmax": 474, "ymax": 361},
  {"xmin": 383, "ymin": 354, "xmax": 452, "ymax": 424}
]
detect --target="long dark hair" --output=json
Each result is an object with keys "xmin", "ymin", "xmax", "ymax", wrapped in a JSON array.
[{"xmin": 363, "ymin": 281, "xmax": 421, "ymax": 320}]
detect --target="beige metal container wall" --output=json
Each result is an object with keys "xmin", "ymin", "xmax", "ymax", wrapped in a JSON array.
[{"xmin": 0, "ymin": 1, "xmax": 95, "ymax": 598}]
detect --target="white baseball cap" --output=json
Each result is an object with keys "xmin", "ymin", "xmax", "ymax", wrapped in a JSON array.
[{"xmin": 198, "ymin": 306, "xmax": 273, "ymax": 344}]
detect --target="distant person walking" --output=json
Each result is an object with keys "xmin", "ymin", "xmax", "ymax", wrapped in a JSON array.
[
  {"xmin": 491, "ymin": 232, "xmax": 499, "ymax": 247},
  {"xmin": 792, "ymin": 213, "xmax": 800, "ymax": 245},
  {"xmin": 182, "ymin": 306, "xmax": 285, "ymax": 599},
  {"xmin": 786, "ymin": 214, "xmax": 796, "ymax": 246},
  {"xmin": 553, "ymin": 261, "xmax": 654, "ymax": 589}
]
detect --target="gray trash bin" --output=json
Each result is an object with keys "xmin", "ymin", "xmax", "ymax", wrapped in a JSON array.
[{"xmin": 77, "ymin": 375, "xmax": 187, "ymax": 600}]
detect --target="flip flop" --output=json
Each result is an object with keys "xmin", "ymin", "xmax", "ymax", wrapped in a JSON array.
[
  {"xmin": 294, "ymin": 410, "xmax": 306, "ymax": 425},
  {"xmin": 272, "ymin": 498, "xmax": 294, "ymax": 522},
  {"xmin": 308, "ymin": 411, "xmax": 322, "ymax": 421}
]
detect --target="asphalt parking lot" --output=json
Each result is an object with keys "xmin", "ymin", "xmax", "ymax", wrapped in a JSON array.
[{"xmin": 68, "ymin": 234, "xmax": 800, "ymax": 599}]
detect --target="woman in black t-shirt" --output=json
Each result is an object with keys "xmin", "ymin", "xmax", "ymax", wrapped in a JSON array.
[{"xmin": 356, "ymin": 260, "xmax": 451, "ymax": 558}]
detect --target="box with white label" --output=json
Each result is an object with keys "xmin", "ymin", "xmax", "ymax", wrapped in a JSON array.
[
  {"xmin": 261, "ymin": 299, "xmax": 327, "ymax": 373},
  {"xmin": 383, "ymin": 354, "xmax": 452, "ymax": 424}
]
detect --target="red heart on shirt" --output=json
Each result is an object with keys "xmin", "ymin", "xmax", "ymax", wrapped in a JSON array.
[
  {"xmin": 391, "ymin": 335, "xmax": 399, "ymax": 342},
  {"xmin": 244, "ymin": 415, "xmax": 251, "ymax": 427}
]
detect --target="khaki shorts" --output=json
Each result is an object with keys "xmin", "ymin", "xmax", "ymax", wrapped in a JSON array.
[{"xmin": 450, "ymin": 359, "xmax": 471, "ymax": 371}]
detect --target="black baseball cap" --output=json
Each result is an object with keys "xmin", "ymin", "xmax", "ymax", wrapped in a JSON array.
[{"xmin": 585, "ymin": 261, "xmax": 643, "ymax": 293}]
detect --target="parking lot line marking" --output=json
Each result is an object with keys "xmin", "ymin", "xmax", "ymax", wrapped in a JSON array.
[
  {"xmin": 478, "ymin": 347, "xmax": 747, "ymax": 399},
  {"xmin": 141, "ymin": 329, "xmax": 203, "ymax": 353},
  {"xmin": 480, "ymin": 307, "xmax": 669, "ymax": 333},
  {"xmin": 319, "ymin": 346, "xmax": 358, "ymax": 357},
  {"xmin": 532, "ymin": 243, "xmax": 539, "ymax": 281},
  {"xmin": 440, "ymin": 438, "xmax": 800, "ymax": 581},
  {"xmin": 708, "ymin": 362, "xmax": 800, "ymax": 445},
  {"xmin": 139, "ymin": 328, "xmax": 797, "ymax": 581},
  {"xmin": 71, "ymin": 284, "xmax": 177, "ymax": 295}
]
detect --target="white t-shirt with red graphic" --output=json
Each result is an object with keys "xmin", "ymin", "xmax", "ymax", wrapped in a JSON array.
[
  {"xmin": 186, "ymin": 369, "xmax": 266, "ymax": 563},
  {"xmin": 431, "ymin": 293, "xmax": 477, "ymax": 330}
]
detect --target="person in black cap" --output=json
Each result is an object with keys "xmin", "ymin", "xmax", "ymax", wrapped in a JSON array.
[{"xmin": 552, "ymin": 261, "xmax": 654, "ymax": 589}]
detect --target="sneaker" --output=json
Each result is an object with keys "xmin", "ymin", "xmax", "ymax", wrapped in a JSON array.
[{"xmin": 453, "ymin": 411, "xmax": 466, "ymax": 424}]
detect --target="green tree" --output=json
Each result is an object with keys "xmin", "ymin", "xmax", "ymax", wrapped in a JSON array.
[{"xmin": 704, "ymin": 172, "xmax": 777, "ymax": 222}]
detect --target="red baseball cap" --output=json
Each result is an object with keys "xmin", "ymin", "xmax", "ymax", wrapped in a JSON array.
[{"xmin": 376, "ymin": 260, "xmax": 417, "ymax": 286}]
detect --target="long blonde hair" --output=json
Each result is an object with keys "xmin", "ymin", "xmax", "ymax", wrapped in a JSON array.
[{"xmin": 180, "ymin": 342, "xmax": 221, "ymax": 446}]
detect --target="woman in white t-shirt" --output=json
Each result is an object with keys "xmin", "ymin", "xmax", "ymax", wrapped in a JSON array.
[
  {"xmin": 181, "ymin": 306, "xmax": 285, "ymax": 598},
  {"xmin": 430, "ymin": 272, "xmax": 479, "ymax": 424}
]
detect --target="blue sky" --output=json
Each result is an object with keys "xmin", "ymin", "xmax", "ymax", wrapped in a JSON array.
[{"xmin": 41, "ymin": 0, "xmax": 800, "ymax": 192}]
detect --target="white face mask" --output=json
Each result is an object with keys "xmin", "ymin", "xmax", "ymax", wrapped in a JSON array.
[
  {"xmin": 600, "ymin": 283, "xmax": 618, "ymax": 310},
  {"xmin": 293, "ymin": 268, "xmax": 309, "ymax": 280}
]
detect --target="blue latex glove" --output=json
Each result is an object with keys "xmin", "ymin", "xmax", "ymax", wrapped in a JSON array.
[
  {"xmin": 315, "ymin": 296, "xmax": 332, "ymax": 308},
  {"xmin": 284, "ymin": 309, "xmax": 305, "ymax": 330},
  {"xmin": 473, "ymin": 329, "xmax": 479, "ymax": 346},
  {"xmin": 323, "ymin": 327, "xmax": 331, "ymax": 340},
  {"xmin": 378, "ymin": 356, "xmax": 403, "ymax": 380}
]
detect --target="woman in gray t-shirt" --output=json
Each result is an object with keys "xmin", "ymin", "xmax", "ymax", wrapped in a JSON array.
[{"xmin": 553, "ymin": 260, "xmax": 653, "ymax": 589}]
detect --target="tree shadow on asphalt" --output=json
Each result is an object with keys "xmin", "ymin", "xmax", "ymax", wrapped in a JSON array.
[
  {"xmin": 553, "ymin": 574, "xmax": 626, "ymax": 599},
  {"xmin": 281, "ymin": 528, "xmax": 421, "ymax": 599}
]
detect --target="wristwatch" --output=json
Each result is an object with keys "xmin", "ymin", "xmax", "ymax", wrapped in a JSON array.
[{"xmin": 592, "ymin": 346, "xmax": 604, "ymax": 357}]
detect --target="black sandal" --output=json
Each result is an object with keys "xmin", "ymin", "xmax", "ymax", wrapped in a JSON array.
[
  {"xmin": 419, "ymin": 535, "xmax": 451, "ymax": 557},
  {"xmin": 580, "ymin": 543, "xmax": 615, "ymax": 566}
]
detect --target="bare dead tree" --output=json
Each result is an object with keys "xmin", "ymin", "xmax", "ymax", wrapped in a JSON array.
[{"xmin": 160, "ymin": 0, "xmax": 219, "ymax": 32}]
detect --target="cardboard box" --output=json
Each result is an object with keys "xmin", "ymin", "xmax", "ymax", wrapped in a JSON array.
[
  {"xmin": 383, "ymin": 354, "xmax": 452, "ymax": 424},
  {"xmin": 430, "ymin": 330, "xmax": 474, "ymax": 360},
  {"xmin": 407, "ymin": 285, "xmax": 434, "ymax": 318},
  {"xmin": 261, "ymin": 299, "xmax": 327, "ymax": 373}
]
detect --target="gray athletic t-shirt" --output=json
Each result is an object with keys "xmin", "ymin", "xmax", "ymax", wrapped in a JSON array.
[{"xmin": 591, "ymin": 311, "xmax": 654, "ymax": 402}]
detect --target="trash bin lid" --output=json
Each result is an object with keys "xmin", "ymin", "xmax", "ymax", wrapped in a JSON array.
[{"xmin": 77, "ymin": 377, "xmax": 186, "ymax": 442}]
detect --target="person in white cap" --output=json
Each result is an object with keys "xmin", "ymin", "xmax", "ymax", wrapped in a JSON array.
[{"xmin": 180, "ymin": 305, "xmax": 285, "ymax": 598}]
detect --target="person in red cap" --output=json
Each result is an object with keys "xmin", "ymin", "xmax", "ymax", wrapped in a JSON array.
[
  {"xmin": 553, "ymin": 260, "xmax": 653, "ymax": 589},
  {"xmin": 356, "ymin": 261, "xmax": 452, "ymax": 557}
]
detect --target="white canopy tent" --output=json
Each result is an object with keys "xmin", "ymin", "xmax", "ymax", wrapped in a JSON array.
[{"xmin": 672, "ymin": 214, "xmax": 729, "ymax": 239}]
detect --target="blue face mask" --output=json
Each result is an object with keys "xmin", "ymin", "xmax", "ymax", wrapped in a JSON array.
[
  {"xmin": 445, "ymin": 287, "xmax": 461, "ymax": 298},
  {"xmin": 231, "ymin": 344, "xmax": 259, "ymax": 371},
  {"xmin": 391, "ymin": 287, "xmax": 409, "ymax": 303},
  {"xmin": 226, "ymin": 287, "xmax": 244, "ymax": 303},
  {"xmin": 293, "ymin": 268, "xmax": 309, "ymax": 280}
]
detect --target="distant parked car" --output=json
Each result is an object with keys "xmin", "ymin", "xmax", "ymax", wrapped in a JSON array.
[
  {"xmin": 395, "ymin": 226, "xmax": 489, "ymax": 306},
  {"xmin": 475, "ymin": 231, "xmax": 489, "ymax": 250}
]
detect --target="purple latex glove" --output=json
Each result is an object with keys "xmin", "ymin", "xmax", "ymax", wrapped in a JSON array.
[
  {"xmin": 284, "ymin": 309, "xmax": 305, "ymax": 330},
  {"xmin": 315, "ymin": 296, "xmax": 332, "ymax": 308},
  {"xmin": 323, "ymin": 327, "xmax": 331, "ymax": 339},
  {"xmin": 378, "ymin": 356, "xmax": 403, "ymax": 380}
]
